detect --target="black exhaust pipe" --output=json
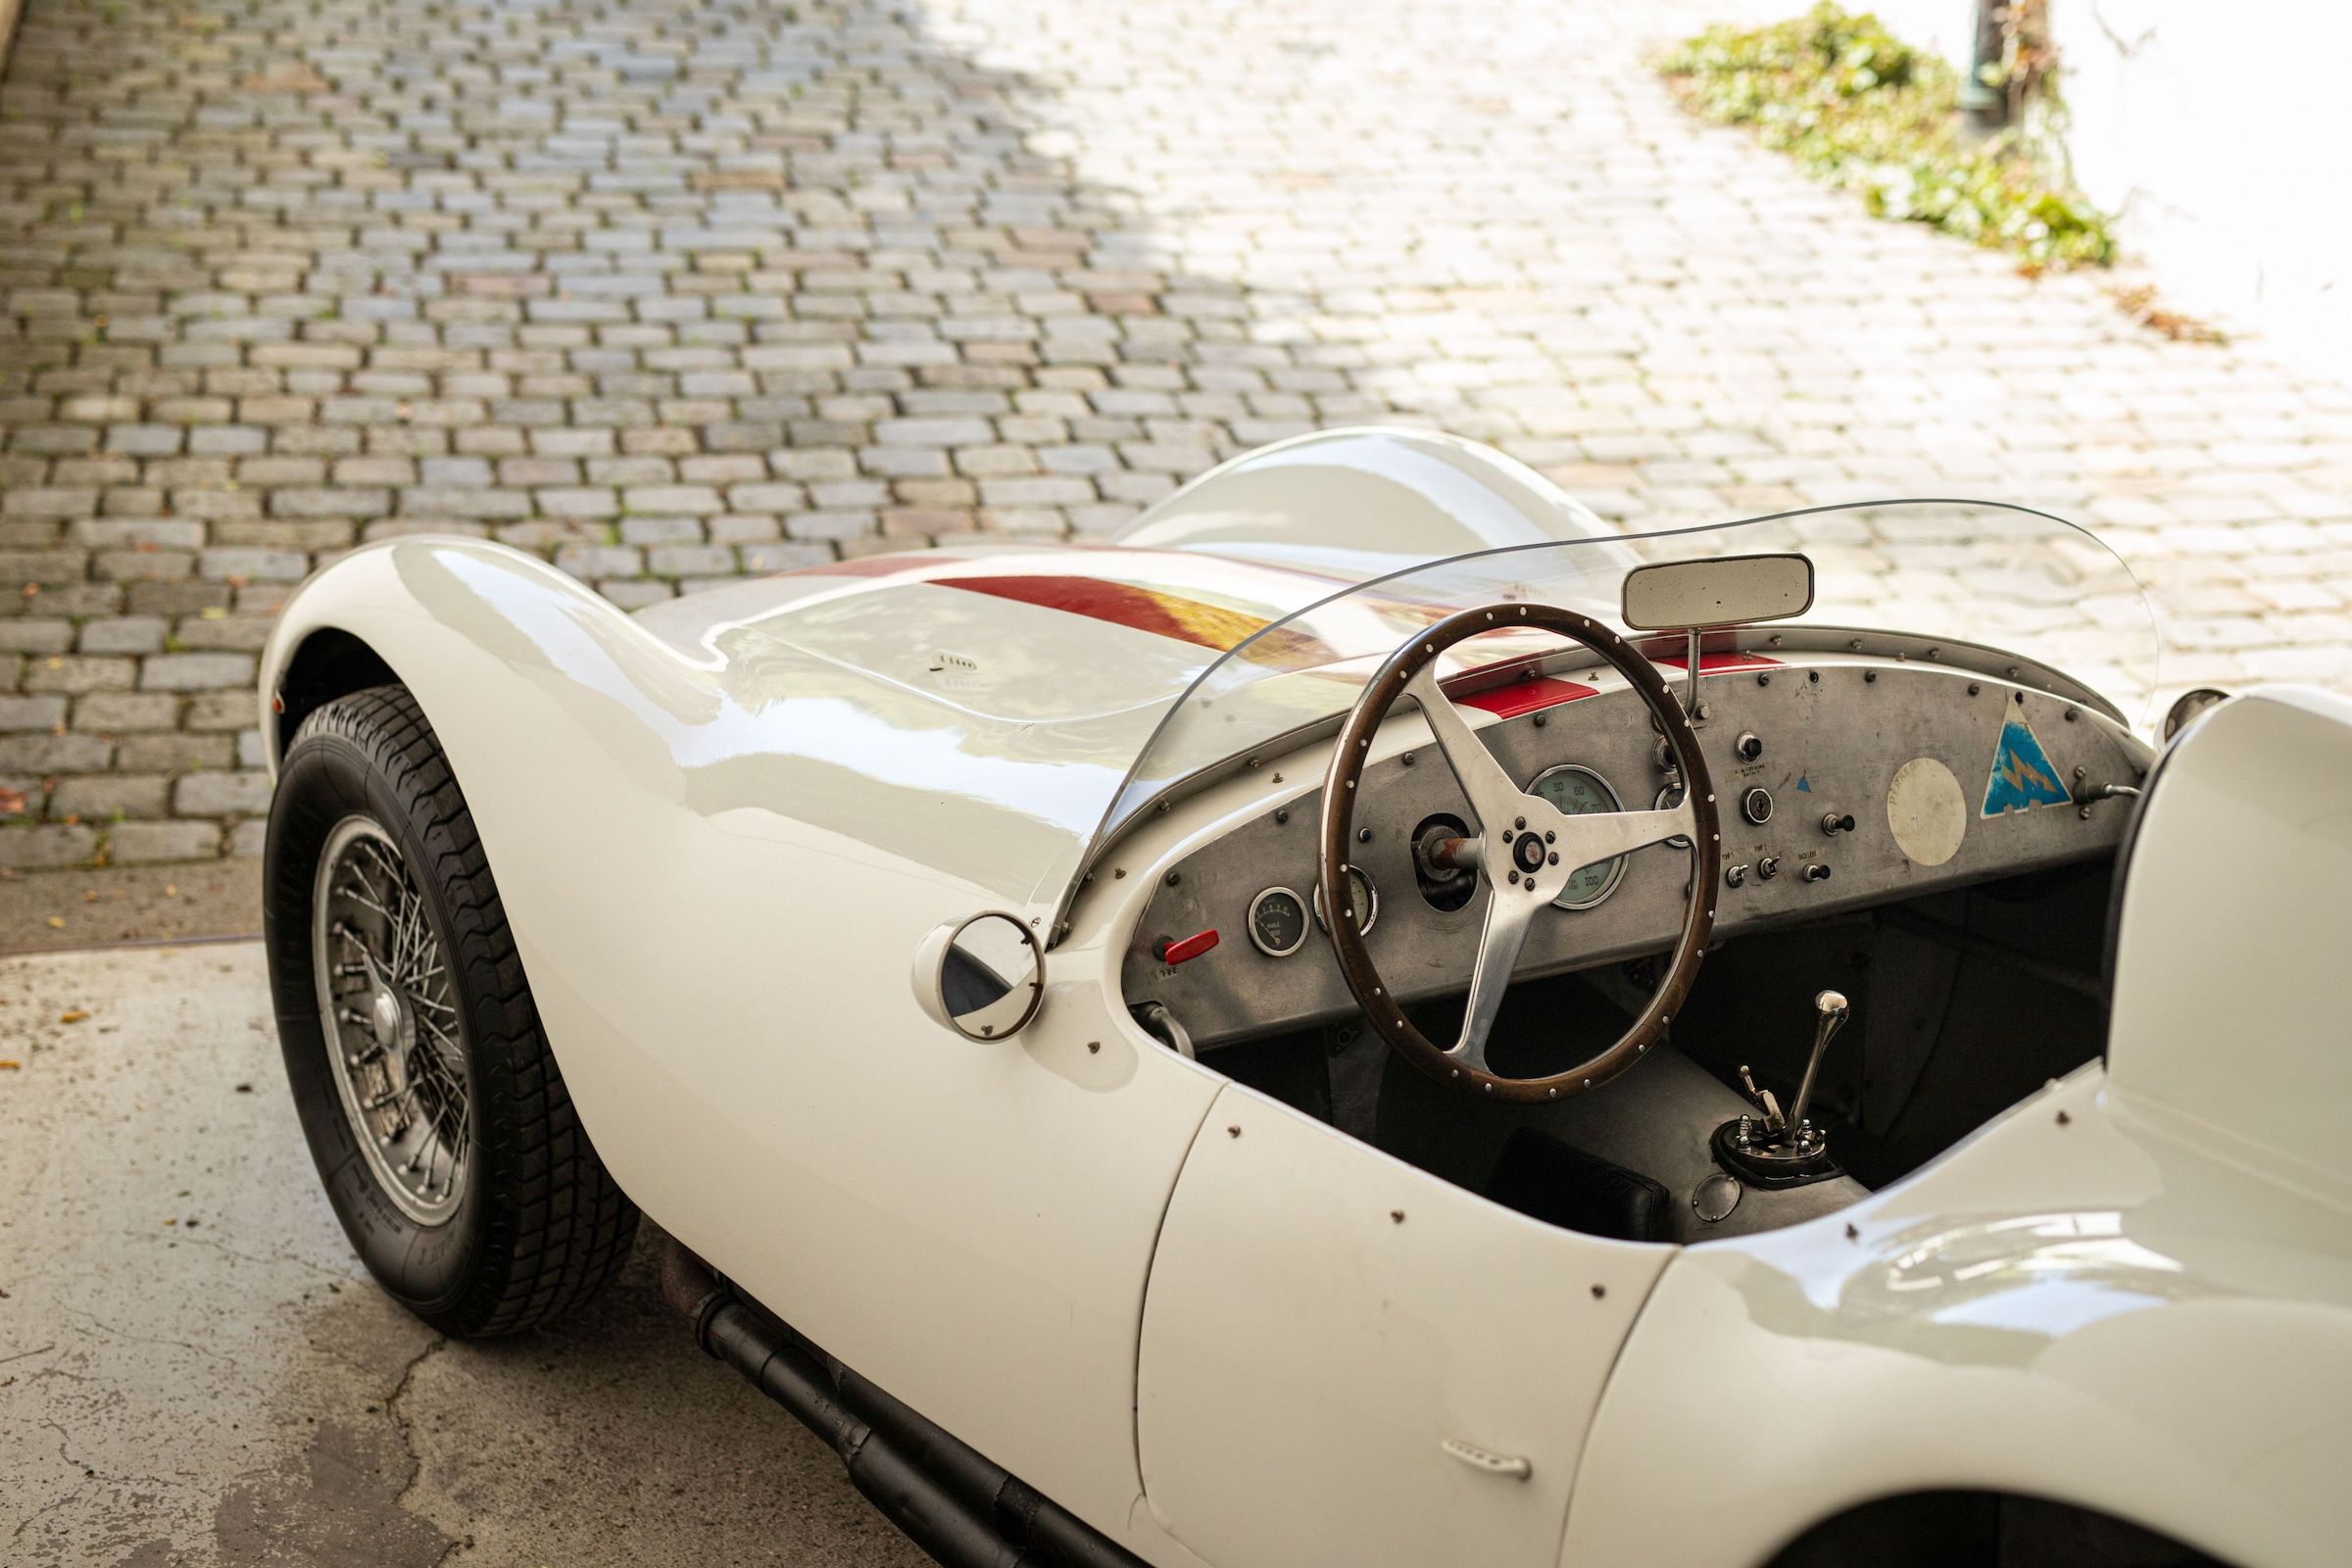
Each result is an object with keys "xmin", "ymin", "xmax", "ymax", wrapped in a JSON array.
[{"xmin": 661, "ymin": 1240, "xmax": 1149, "ymax": 1568}]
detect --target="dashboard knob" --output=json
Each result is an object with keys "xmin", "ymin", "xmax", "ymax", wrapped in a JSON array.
[
  {"xmin": 1801, "ymin": 862, "xmax": 1833, "ymax": 883},
  {"xmin": 1821, "ymin": 811, "xmax": 1856, "ymax": 836},
  {"xmin": 1742, "ymin": 786, "xmax": 1773, "ymax": 824},
  {"xmin": 1725, "ymin": 863, "xmax": 1749, "ymax": 888},
  {"xmin": 1757, "ymin": 856, "xmax": 1782, "ymax": 881},
  {"xmin": 1735, "ymin": 732, "xmax": 1764, "ymax": 761}
]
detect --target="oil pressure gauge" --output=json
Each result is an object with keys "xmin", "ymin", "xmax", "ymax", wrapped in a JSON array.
[{"xmin": 1247, "ymin": 886, "xmax": 1309, "ymax": 957}]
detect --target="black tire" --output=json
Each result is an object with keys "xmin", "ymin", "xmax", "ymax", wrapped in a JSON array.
[{"xmin": 264, "ymin": 683, "xmax": 638, "ymax": 1337}]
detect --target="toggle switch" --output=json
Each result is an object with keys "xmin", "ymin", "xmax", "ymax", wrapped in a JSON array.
[{"xmin": 1158, "ymin": 928, "xmax": 1219, "ymax": 964}]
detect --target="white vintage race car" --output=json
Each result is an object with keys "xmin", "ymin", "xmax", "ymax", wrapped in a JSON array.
[{"xmin": 255, "ymin": 429, "xmax": 2351, "ymax": 1568}]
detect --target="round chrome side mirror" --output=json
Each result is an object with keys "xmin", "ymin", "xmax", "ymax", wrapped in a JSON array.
[{"xmin": 913, "ymin": 912, "xmax": 1046, "ymax": 1040}]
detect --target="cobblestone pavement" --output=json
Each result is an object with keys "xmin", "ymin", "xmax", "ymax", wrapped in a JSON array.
[{"xmin": 3, "ymin": 0, "xmax": 2348, "ymax": 868}]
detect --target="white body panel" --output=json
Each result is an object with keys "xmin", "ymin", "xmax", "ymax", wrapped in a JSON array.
[
  {"xmin": 1562, "ymin": 1064, "xmax": 2352, "ymax": 1568},
  {"xmin": 255, "ymin": 430, "xmax": 2352, "ymax": 1568},
  {"xmin": 1115, "ymin": 426, "xmax": 1619, "ymax": 577},
  {"xmin": 2107, "ymin": 687, "xmax": 2352, "ymax": 1207},
  {"xmin": 1137, "ymin": 1085, "xmax": 1666, "ymax": 1568}
]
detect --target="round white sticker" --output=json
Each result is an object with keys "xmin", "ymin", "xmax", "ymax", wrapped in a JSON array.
[{"xmin": 1887, "ymin": 758, "xmax": 1967, "ymax": 867}]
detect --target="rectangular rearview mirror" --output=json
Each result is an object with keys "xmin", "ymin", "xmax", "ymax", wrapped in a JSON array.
[{"xmin": 1621, "ymin": 553, "xmax": 1815, "ymax": 631}]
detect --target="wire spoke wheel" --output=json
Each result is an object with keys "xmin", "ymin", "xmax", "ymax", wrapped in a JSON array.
[{"xmin": 312, "ymin": 814, "xmax": 471, "ymax": 1225}]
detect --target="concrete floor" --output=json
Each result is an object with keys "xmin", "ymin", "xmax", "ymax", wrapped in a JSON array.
[
  {"xmin": 0, "ymin": 942, "xmax": 926, "ymax": 1567},
  {"xmin": 0, "ymin": 864, "xmax": 262, "ymax": 956}
]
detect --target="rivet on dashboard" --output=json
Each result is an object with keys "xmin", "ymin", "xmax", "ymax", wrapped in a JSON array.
[
  {"xmin": 1547, "ymin": 853, "xmax": 1559, "ymax": 865},
  {"xmin": 1507, "ymin": 870, "xmax": 1520, "ymax": 885},
  {"xmin": 1532, "ymin": 712, "xmax": 1546, "ymax": 727},
  {"xmin": 1968, "ymin": 683, "xmax": 1981, "ymax": 696},
  {"xmin": 1274, "ymin": 808, "xmax": 1289, "ymax": 824},
  {"xmin": 1756, "ymin": 672, "xmax": 1770, "ymax": 687},
  {"xmin": 1357, "ymin": 827, "xmax": 1372, "ymax": 843},
  {"xmin": 1402, "ymin": 752, "xmax": 1416, "ymax": 766},
  {"xmin": 2065, "ymin": 709, "xmax": 2079, "ymax": 722},
  {"xmin": 1166, "ymin": 871, "xmax": 1181, "ymax": 886},
  {"xmin": 1544, "ymin": 830, "xmax": 1556, "ymax": 843},
  {"xmin": 1864, "ymin": 671, "xmax": 1878, "ymax": 684}
]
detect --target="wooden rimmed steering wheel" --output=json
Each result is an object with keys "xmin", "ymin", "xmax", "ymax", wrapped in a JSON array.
[{"xmin": 1315, "ymin": 604, "xmax": 1721, "ymax": 1102}]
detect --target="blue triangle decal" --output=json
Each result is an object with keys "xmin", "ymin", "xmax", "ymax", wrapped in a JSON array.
[
  {"xmin": 1794, "ymin": 774, "xmax": 1812, "ymax": 793},
  {"xmin": 1982, "ymin": 714, "xmax": 2072, "ymax": 816}
]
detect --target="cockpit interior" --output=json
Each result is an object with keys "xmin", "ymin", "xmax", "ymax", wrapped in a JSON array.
[{"xmin": 1116, "ymin": 553, "xmax": 2156, "ymax": 1243}]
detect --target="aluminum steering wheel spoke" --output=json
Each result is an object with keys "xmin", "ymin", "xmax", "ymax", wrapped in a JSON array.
[
  {"xmin": 1404, "ymin": 666, "xmax": 1530, "ymax": 833},
  {"xmin": 1547, "ymin": 800, "xmax": 1699, "ymax": 872},
  {"xmin": 1450, "ymin": 886, "xmax": 1537, "ymax": 1075}
]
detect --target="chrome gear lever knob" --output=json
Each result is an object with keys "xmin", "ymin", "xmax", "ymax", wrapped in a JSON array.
[{"xmin": 1786, "ymin": 989, "xmax": 1849, "ymax": 1144}]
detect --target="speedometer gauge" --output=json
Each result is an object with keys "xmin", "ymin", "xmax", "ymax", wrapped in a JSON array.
[{"xmin": 1528, "ymin": 763, "xmax": 1628, "ymax": 910}]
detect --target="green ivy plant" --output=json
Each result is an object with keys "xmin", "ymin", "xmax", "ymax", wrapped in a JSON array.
[{"xmin": 1658, "ymin": 4, "xmax": 2115, "ymax": 271}]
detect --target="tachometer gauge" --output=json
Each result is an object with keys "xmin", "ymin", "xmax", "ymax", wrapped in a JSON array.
[
  {"xmin": 1312, "ymin": 866, "xmax": 1380, "ymax": 936},
  {"xmin": 1247, "ymin": 887, "xmax": 1309, "ymax": 957},
  {"xmin": 1529, "ymin": 763, "xmax": 1629, "ymax": 910}
]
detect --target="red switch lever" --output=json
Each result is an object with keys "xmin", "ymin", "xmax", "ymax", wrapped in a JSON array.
[{"xmin": 1158, "ymin": 928, "xmax": 1219, "ymax": 965}]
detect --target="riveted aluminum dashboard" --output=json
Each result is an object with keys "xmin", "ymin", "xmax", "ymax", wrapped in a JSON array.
[{"xmin": 1120, "ymin": 659, "xmax": 2150, "ymax": 1051}]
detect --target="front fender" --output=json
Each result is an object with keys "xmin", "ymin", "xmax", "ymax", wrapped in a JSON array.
[
  {"xmin": 259, "ymin": 536, "xmax": 722, "ymax": 783},
  {"xmin": 258, "ymin": 537, "xmax": 1227, "ymax": 1546}
]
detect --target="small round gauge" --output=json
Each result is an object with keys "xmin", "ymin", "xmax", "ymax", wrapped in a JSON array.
[
  {"xmin": 1312, "ymin": 866, "xmax": 1380, "ymax": 936},
  {"xmin": 1529, "ymin": 763, "xmax": 1629, "ymax": 910},
  {"xmin": 1247, "ymin": 887, "xmax": 1309, "ymax": 957}
]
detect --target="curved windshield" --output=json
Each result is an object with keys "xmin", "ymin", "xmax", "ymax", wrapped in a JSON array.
[{"xmin": 1079, "ymin": 500, "xmax": 2156, "ymax": 895}]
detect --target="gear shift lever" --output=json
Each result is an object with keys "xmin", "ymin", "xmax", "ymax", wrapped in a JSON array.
[
  {"xmin": 1713, "ymin": 989, "xmax": 1851, "ymax": 1186},
  {"xmin": 1786, "ymin": 989, "xmax": 1848, "ymax": 1147}
]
